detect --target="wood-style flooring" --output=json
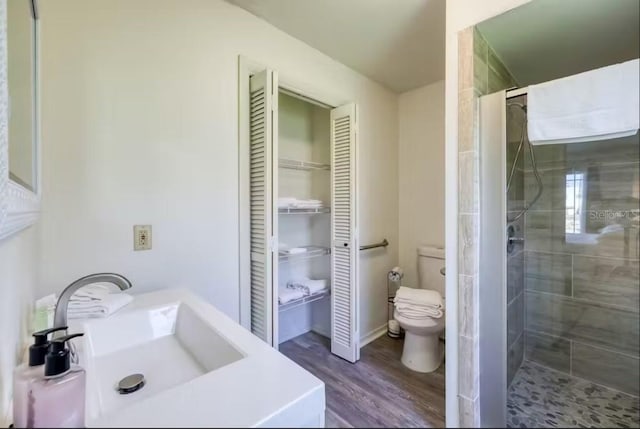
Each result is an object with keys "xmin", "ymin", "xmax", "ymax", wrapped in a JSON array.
[{"xmin": 279, "ymin": 332, "xmax": 445, "ymax": 428}]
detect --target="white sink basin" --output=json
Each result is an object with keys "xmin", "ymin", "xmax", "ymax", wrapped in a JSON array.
[
  {"xmin": 75, "ymin": 289, "xmax": 324, "ymax": 427},
  {"xmin": 83, "ymin": 301, "xmax": 245, "ymax": 420}
]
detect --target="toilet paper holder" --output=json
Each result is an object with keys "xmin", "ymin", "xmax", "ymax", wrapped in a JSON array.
[{"xmin": 387, "ymin": 267, "xmax": 404, "ymax": 339}]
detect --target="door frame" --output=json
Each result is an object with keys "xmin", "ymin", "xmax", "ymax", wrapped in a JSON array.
[{"xmin": 238, "ymin": 55, "xmax": 350, "ymax": 333}]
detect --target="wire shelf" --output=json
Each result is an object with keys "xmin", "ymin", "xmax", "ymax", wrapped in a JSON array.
[
  {"xmin": 279, "ymin": 158, "xmax": 330, "ymax": 171},
  {"xmin": 279, "ymin": 289, "xmax": 330, "ymax": 312},
  {"xmin": 278, "ymin": 207, "xmax": 330, "ymax": 214},
  {"xmin": 278, "ymin": 245, "xmax": 331, "ymax": 263}
]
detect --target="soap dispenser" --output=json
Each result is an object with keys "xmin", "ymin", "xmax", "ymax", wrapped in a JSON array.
[
  {"xmin": 29, "ymin": 333, "xmax": 86, "ymax": 428},
  {"xmin": 12, "ymin": 326, "xmax": 68, "ymax": 428}
]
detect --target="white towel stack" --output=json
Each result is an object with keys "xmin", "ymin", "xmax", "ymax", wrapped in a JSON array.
[
  {"xmin": 278, "ymin": 197, "xmax": 325, "ymax": 209},
  {"xmin": 393, "ymin": 286, "xmax": 443, "ymax": 319},
  {"xmin": 278, "ymin": 286, "xmax": 306, "ymax": 304},
  {"xmin": 65, "ymin": 284, "xmax": 133, "ymax": 319},
  {"xmin": 278, "ymin": 277, "xmax": 330, "ymax": 304},
  {"xmin": 287, "ymin": 277, "xmax": 330, "ymax": 296}
]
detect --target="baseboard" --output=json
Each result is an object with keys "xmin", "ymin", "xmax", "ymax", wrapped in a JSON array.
[
  {"xmin": 359, "ymin": 324, "xmax": 388, "ymax": 347},
  {"xmin": 311, "ymin": 323, "xmax": 388, "ymax": 348},
  {"xmin": 311, "ymin": 325, "xmax": 330, "ymax": 338}
]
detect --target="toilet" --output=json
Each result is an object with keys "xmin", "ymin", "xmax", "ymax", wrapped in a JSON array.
[{"xmin": 394, "ymin": 246, "xmax": 445, "ymax": 373}]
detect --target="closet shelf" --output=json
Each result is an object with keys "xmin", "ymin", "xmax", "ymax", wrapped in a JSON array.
[
  {"xmin": 278, "ymin": 207, "xmax": 330, "ymax": 214},
  {"xmin": 279, "ymin": 158, "xmax": 330, "ymax": 171},
  {"xmin": 278, "ymin": 245, "xmax": 331, "ymax": 263},
  {"xmin": 279, "ymin": 289, "xmax": 330, "ymax": 312}
]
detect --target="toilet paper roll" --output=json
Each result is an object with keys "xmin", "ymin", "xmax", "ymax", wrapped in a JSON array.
[
  {"xmin": 388, "ymin": 319, "xmax": 400, "ymax": 334},
  {"xmin": 388, "ymin": 266, "xmax": 404, "ymax": 282}
]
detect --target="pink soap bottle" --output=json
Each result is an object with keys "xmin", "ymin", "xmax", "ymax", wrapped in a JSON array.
[
  {"xmin": 29, "ymin": 333, "xmax": 86, "ymax": 428},
  {"xmin": 13, "ymin": 326, "xmax": 68, "ymax": 428}
]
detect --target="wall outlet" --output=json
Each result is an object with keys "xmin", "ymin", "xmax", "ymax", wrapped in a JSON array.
[{"xmin": 133, "ymin": 225, "xmax": 152, "ymax": 251}]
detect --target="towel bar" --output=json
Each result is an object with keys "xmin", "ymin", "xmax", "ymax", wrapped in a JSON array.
[{"xmin": 359, "ymin": 239, "xmax": 389, "ymax": 251}]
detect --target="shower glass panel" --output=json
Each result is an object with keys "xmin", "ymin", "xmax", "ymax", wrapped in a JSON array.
[
  {"xmin": 505, "ymin": 95, "xmax": 640, "ymax": 428},
  {"xmin": 506, "ymin": 95, "xmax": 526, "ymax": 388}
]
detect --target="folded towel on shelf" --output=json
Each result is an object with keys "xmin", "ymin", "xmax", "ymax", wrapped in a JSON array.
[
  {"xmin": 278, "ymin": 197, "xmax": 299, "ymax": 208},
  {"xmin": 395, "ymin": 303, "xmax": 443, "ymax": 319},
  {"xmin": 292, "ymin": 199, "xmax": 324, "ymax": 208},
  {"xmin": 278, "ymin": 286, "xmax": 305, "ymax": 304},
  {"xmin": 279, "ymin": 242, "xmax": 309, "ymax": 255},
  {"xmin": 67, "ymin": 293, "xmax": 133, "ymax": 319},
  {"xmin": 277, "ymin": 197, "xmax": 324, "ymax": 209},
  {"xmin": 279, "ymin": 245, "xmax": 308, "ymax": 255},
  {"xmin": 287, "ymin": 277, "xmax": 330, "ymax": 295},
  {"xmin": 393, "ymin": 286, "xmax": 443, "ymax": 308}
]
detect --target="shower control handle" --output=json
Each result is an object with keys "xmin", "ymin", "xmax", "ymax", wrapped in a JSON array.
[{"xmin": 506, "ymin": 225, "xmax": 523, "ymax": 254}]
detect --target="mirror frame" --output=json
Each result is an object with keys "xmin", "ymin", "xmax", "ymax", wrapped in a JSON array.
[{"xmin": 0, "ymin": 0, "xmax": 40, "ymax": 241}]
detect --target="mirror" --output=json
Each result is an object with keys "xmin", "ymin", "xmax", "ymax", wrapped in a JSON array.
[{"xmin": 7, "ymin": 0, "xmax": 37, "ymax": 191}]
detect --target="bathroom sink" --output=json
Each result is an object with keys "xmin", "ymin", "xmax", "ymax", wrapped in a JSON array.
[
  {"xmin": 75, "ymin": 289, "xmax": 325, "ymax": 427},
  {"xmin": 82, "ymin": 300, "xmax": 245, "ymax": 421}
]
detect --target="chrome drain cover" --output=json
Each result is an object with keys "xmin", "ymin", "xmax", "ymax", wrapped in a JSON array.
[{"xmin": 117, "ymin": 373, "xmax": 145, "ymax": 394}]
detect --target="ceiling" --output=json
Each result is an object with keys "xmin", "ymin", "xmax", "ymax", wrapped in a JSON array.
[
  {"xmin": 227, "ymin": 0, "xmax": 445, "ymax": 93},
  {"xmin": 477, "ymin": 0, "xmax": 640, "ymax": 86}
]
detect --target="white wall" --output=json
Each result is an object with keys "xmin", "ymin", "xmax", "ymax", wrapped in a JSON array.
[
  {"xmin": 398, "ymin": 80, "xmax": 445, "ymax": 288},
  {"xmin": 0, "ymin": 228, "xmax": 38, "ymax": 426},
  {"xmin": 444, "ymin": 0, "xmax": 532, "ymax": 426},
  {"xmin": 38, "ymin": 0, "xmax": 398, "ymax": 340},
  {"xmin": 0, "ymin": 0, "xmax": 38, "ymax": 423}
]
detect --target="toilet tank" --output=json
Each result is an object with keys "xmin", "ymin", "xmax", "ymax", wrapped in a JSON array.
[{"xmin": 417, "ymin": 246, "xmax": 446, "ymax": 297}]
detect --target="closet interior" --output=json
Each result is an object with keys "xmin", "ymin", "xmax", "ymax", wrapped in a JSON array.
[
  {"xmin": 247, "ymin": 66, "xmax": 358, "ymax": 362},
  {"xmin": 277, "ymin": 92, "xmax": 332, "ymax": 347}
]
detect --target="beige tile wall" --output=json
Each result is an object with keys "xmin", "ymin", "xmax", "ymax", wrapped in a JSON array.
[{"xmin": 457, "ymin": 26, "xmax": 518, "ymax": 427}]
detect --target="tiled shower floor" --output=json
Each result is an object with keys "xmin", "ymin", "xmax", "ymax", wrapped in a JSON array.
[{"xmin": 507, "ymin": 361, "xmax": 640, "ymax": 428}]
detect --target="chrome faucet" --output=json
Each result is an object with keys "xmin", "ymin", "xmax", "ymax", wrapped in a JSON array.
[{"xmin": 53, "ymin": 273, "xmax": 132, "ymax": 334}]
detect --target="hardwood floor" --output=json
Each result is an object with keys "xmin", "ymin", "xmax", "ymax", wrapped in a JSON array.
[{"xmin": 279, "ymin": 332, "xmax": 446, "ymax": 428}]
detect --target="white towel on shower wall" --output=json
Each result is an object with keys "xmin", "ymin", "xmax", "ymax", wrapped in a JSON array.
[{"xmin": 527, "ymin": 58, "xmax": 639, "ymax": 145}]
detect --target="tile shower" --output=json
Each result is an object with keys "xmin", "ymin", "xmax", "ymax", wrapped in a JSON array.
[{"xmin": 506, "ymin": 94, "xmax": 640, "ymax": 427}]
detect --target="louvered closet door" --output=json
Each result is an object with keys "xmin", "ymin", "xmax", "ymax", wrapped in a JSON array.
[
  {"xmin": 330, "ymin": 103, "xmax": 359, "ymax": 362},
  {"xmin": 249, "ymin": 69, "xmax": 278, "ymax": 345}
]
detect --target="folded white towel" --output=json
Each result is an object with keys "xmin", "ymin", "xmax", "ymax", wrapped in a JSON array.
[
  {"xmin": 528, "ymin": 58, "xmax": 639, "ymax": 145},
  {"xmin": 395, "ymin": 303, "xmax": 443, "ymax": 319},
  {"xmin": 278, "ymin": 287, "xmax": 305, "ymax": 304},
  {"xmin": 69, "ymin": 283, "xmax": 112, "ymax": 302},
  {"xmin": 277, "ymin": 197, "xmax": 324, "ymax": 209},
  {"xmin": 278, "ymin": 242, "xmax": 308, "ymax": 254},
  {"xmin": 305, "ymin": 279, "xmax": 329, "ymax": 295},
  {"xmin": 394, "ymin": 286, "xmax": 443, "ymax": 308},
  {"xmin": 67, "ymin": 293, "xmax": 133, "ymax": 319},
  {"xmin": 292, "ymin": 199, "xmax": 323, "ymax": 208},
  {"xmin": 278, "ymin": 197, "xmax": 299, "ymax": 208},
  {"xmin": 287, "ymin": 277, "xmax": 329, "ymax": 295},
  {"xmin": 287, "ymin": 247, "xmax": 307, "ymax": 254}
]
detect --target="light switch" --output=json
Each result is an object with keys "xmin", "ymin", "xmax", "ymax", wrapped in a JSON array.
[{"xmin": 134, "ymin": 225, "xmax": 152, "ymax": 251}]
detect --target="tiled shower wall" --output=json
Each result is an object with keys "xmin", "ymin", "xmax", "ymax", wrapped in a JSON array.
[
  {"xmin": 457, "ymin": 27, "xmax": 518, "ymax": 426},
  {"xmin": 506, "ymin": 95, "xmax": 526, "ymax": 387},
  {"xmin": 523, "ymin": 135, "xmax": 640, "ymax": 396}
]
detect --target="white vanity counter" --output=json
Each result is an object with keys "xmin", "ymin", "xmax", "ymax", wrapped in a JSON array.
[{"xmin": 74, "ymin": 289, "xmax": 325, "ymax": 428}]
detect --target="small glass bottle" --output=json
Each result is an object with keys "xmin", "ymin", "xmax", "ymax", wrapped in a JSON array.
[{"xmin": 29, "ymin": 333, "xmax": 86, "ymax": 428}]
